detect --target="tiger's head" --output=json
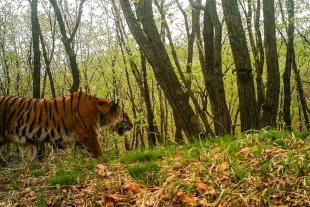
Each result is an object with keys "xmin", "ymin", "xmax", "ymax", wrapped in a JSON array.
[
  {"xmin": 113, "ymin": 110, "xmax": 133, "ymax": 136},
  {"xmin": 96, "ymin": 98, "xmax": 133, "ymax": 135}
]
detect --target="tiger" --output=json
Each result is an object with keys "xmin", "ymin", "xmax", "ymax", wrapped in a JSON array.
[{"xmin": 0, "ymin": 91, "xmax": 133, "ymax": 166}]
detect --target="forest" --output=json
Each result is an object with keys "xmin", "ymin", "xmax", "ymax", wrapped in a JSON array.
[{"xmin": 1, "ymin": 0, "xmax": 310, "ymax": 206}]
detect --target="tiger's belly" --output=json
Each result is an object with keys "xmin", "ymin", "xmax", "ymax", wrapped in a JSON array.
[{"xmin": 4, "ymin": 125, "xmax": 77, "ymax": 146}]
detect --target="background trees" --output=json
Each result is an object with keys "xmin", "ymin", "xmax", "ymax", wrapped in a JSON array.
[{"xmin": 1, "ymin": 0, "xmax": 310, "ymax": 150}]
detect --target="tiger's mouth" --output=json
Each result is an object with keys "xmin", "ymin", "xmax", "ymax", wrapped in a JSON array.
[
  {"xmin": 117, "ymin": 126, "xmax": 132, "ymax": 136},
  {"xmin": 117, "ymin": 128, "xmax": 125, "ymax": 136}
]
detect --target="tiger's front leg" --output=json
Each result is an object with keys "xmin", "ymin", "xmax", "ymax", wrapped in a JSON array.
[{"xmin": 77, "ymin": 135, "xmax": 104, "ymax": 158}]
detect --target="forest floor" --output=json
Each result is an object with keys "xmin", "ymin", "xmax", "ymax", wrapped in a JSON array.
[{"xmin": 0, "ymin": 130, "xmax": 310, "ymax": 207}]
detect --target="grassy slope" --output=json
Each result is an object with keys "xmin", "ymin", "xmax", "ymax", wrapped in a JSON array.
[{"xmin": 0, "ymin": 130, "xmax": 310, "ymax": 207}]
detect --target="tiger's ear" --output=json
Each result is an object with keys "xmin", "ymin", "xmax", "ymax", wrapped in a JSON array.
[
  {"xmin": 98, "ymin": 100, "xmax": 108, "ymax": 106},
  {"xmin": 111, "ymin": 100, "xmax": 121, "ymax": 112},
  {"xmin": 111, "ymin": 101, "xmax": 118, "ymax": 112}
]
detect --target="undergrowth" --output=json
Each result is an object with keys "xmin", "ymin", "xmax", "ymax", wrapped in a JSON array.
[{"xmin": 0, "ymin": 130, "xmax": 309, "ymax": 206}]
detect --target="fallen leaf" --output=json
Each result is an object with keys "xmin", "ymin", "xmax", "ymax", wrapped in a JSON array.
[
  {"xmin": 238, "ymin": 147, "xmax": 251, "ymax": 154},
  {"xmin": 218, "ymin": 162, "xmax": 229, "ymax": 172},
  {"xmin": 174, "ymin": 189, "xmax": 196, "ymax": 205},
  {"xmin": 124, "ymin": 182, "xmax": 143, "ymax": 193},
  {"xmin": 195, "ymin": 181, "xmax": 207, "ymax": 192},
  {"xmin": 105, "ymin": 195, "xmax": 115, "ymax": 207}
]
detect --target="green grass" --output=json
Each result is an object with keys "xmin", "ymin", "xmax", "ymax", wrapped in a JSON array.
[
  {"xmin": 31, "ymin": 169, "xmax": 46, "ymax": 177},
  {"xmin": 48, "ymin": 169, "xmax": 83, "ymax": 186},
  {"xmin": 127, "ymin": 162, "xmax": 162, "ymax": 184},
  {"xmin": 119, "ymin": 150, "xmax": 164, "ymax": 163}
]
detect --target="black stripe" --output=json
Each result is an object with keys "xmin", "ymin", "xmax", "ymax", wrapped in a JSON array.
[
  {"xmin": 90, "ymin": 120, "xmax": 99, "ymax": 135},
  {"xmin": 26, "ymin": 109, "xmax": 31, "ymax": 123},
  {"xmin": 49, "ymin": 101, "xmax": 53, "ymax": 122},
  {"xmin": 0, "ymin": 96, "xmax": 7, "ymax": 106},
  {"xmin": 61, "ymin": 117, "xmax": 68, "ymax": 135},
  {"xmin": 43, "ymin": 99, "xmax": 48, "ymax": 111},
  {"xmin": 77, "ymin": 91, "xmax": 82, "ymax": 103},
  {"xmin": 57, "ymin": 123, "xmax": 61, "ymax": 135},
  {"xmin": 76, "ymin": 92, "xmax": 88, "ymax": 131},
  {"xmin": 52, "ymin": 115, "xmax": 56, "ymax": 128},
  {"xmin": 21, "ymin": 127, "xmax": 27, "ymax": 136},
  {"xmin": 6, "ymin": 108, "xmax": 17, "ymax": 130},
  {"xmin": 70, "ymin": 94, "xmax": 74, "ymax": 115},
  {"xmin": 26, "ymin": 99, "xmax": 33, "ymax": 112},
  {"xmin": 45, "ymin": 119, "xmax": 49, "ymax": 129},
  {"xmin": 62, "ymin": 97, "xmax": 66, "ymax": 111},
  {"xmin": 76, "ymin": 105, "xmax": 88, "ymax": 132},
  {"xmin": 38, "ymin": 103, "xmax": 43, "ymax": 124},
  {"xmin": 24, "ymin": 99, "xmax": 31, "ymax": 111},
  {"xmin": 36, "ymin": 128, "xmax": 42, "ymax": 139},
  {"xmin": 17, "ymin": 98, "xmax": 25, "ymax": 107},
  {"xmin": 1, "ymin": 97, "xmax": 13, "ymax": 133},
  {"xmin": 5, "ymin": 97, "xmax": 19, "ymax": 129},
  {"xmin": 51, "ymin": 129, "xmax": 55, "ymax": 137},
  {"xmin": 53, "ymin": 99, "xmax": 58, "ymax": 114},
  {"xmin": 15, "ymin": 101, "xmax": 26, "ymax": 121},
  {"xmin": 34, "ymin": 99, "xmax": 39, "ymax": 109},
  {"xmin": 7, "ymin": 97, "xmax": 18, "ymax": 111},
  {"xmin": 28, "ymin": 116, "xmax": 36, "ymax": 134}
]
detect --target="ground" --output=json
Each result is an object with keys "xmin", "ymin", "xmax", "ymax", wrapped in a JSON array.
[{"xmin": 0, "ymin": 130, "xmax": 310, "ymax": 206}]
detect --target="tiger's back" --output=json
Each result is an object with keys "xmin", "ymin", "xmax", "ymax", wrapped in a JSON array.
[{"xmin": 0, "ymin": 92, "xmax": 133, "ymax": 165}]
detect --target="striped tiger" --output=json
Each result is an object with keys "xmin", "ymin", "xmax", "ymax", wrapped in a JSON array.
[{"xmin": 0, "ymin": 91, "xmax": 133, "ymax": 166}]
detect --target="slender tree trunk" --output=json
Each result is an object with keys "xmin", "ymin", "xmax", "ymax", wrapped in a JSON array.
[
  {"xmin": 120, "ymin": 0, "xmax": 203, "ymax": 141},
  {"xmin": 30, "ymin": 0, "xmax": 40, "ymax": 98},
  {"xmin": 282, "ymin": 0, "xmax": 294, "ymax": 131},
  {"xmin": 222, "ymin": 0, "xmax": 259, "ymax": 131},
  {"xmin": 140, "ymin": 53, "xmax": 157, "ymax": 148},
  {"xmin": 261, "ymin": 0, "xmax": 280, "ymax": 127},
  {"xmin": 245, "ymin": 0, "xmax": 265, "ymax": 117},
  {"xmin": 39, "ymin": 27, "xmax": 56, "ymax": 98},
  {"xmin": 29, "ymin": 0, "xmax": 45, "ymax": 161},
  {"xmin": 292, "ymin": 51, "xmax": 310, "ymax": 130},
  {"xmin": 49, "ymin": 0, "xmax": 86, "ymax": 93}
]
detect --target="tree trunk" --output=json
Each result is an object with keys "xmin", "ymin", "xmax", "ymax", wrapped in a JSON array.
[
  {"xmin": 201, "ymin": 0, "xmax": 231, "ymax": 136},
  {"xmin": 282, "ymin": 0, "xmax": 294, "ymax": 131},
  {"xmin": 30, "ymin": 0, "xmax": 41, "ymax": 98},
  {"xmin": 222, "ymin": 0, "xmax": 259, "ymax": 132},
  {"xmin": 39, "ymin": 27, "xmax": 56, "ymax": 98},
  {"xmin": 30, "ymin": 0, "xmax": 45, "ymax": 161},
  {"xmin": 292, "ymin": 51, "xmax": 310, "ymax": 130},
  {"xmin": 49, "ymin": 0, "xmax": 86, "ymax": 93},
  {"xmin": 261, "ymin": 0, "xmax": 280, "ymax": 127},
  {"xmin": 245, "ymin": 0, "xmax": 265, "ymax": 118},
  {"xmin": 141, "ymin": 53, "xmax": 157, "ymax": 148},
  {"xmin": 120, "ymin": 0, "xmax": 203, "ymax": 141}
]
